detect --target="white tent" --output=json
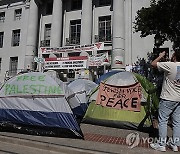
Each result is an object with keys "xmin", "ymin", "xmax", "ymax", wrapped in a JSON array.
[
  {"xmin": 67, "ymin": 79, "xmax": 98, "ymax": 118},
  {"xmin": 0, "ymin": 72, "xmax": 83, "ymax": 138}
]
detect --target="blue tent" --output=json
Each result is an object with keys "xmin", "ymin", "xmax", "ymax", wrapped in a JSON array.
[
  {"xmin": 0, "ymin": 72, "xmax": 83, "ymax": 139},
  {"xmin": 95, "ymin": 70, "xmax": 121, "ymax": 84}
]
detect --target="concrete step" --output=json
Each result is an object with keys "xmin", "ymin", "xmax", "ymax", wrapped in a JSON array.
[
  {"xmin": 0, "ymin": 133, "xmax": 104, "ymax": 154},
  {"xmin": 0, "ymin": 141, "xmax": 62, "ymax": 154}
]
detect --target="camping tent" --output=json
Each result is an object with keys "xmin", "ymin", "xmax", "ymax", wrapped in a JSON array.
[
  {"xmin": 95, "ymin": 70, "xmax": 121, "ymax": 84},
  {"xmin": 67, "ymin": 79, "xmax": 98, "ymax": 118},
  {"xmin": 83, "ymin": 71, "xmax": 159, "ymax": 131},
  {"xmin": 0, "ymin": 72, "xmax": 83, "ymax": 139}
]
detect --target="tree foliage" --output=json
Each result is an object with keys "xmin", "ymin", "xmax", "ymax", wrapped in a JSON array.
[
  {"xmin": 133, "ymin": 52, "xmax": 163, "ymax": 98},
  {"xmin": 134, "ymin": 0, "xmax": 180, "ymax": 49}
]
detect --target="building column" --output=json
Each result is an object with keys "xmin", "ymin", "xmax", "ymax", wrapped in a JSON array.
[
  {"xmin": 25, "ymin": 0, "xmax": 39, "ymax": 70},
  {"xmin": 80, "ymin": 0, "xmax": 92, "ymax": 45},
  {"xmin": 111, "ymin": 0, "xmax": 125, "ymax": 69},
  {"xmin": 51, "ymin": 0, "xmax": 63, "ymax": 47}
]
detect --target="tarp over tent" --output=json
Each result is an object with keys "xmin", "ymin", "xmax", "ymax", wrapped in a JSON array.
[
  {"xmin": 67, "ymin": 79, "xmax": 98, "ymax": 118},
  {"xmin": 83, "ymin": 71, "xmax": 159, "ymax": 131},
  {"xmin": 0, "ymin": 72, "xmax": 83, "ymax": 139}
]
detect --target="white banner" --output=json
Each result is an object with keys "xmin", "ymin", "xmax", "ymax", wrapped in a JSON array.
[
  {"xmin": 41, "ymin": 42, "xmax": 104, "ymax": 53},
  {"xmin": 44, "ymin": 60, "xmax": 88, "ymax": 70},
  {"xmin": 89, "ymin": 52, "xmax": 109, "ymax": 66}
]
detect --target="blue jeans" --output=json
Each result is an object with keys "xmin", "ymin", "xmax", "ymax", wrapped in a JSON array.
[{"xmin": 158, "ymin": 99, "xmax": 180, "ymax": 146}]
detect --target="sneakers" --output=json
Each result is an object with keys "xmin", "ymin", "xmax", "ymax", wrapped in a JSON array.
[
  {"xmin": 150, "ymin": 143, "xmax": 179, "ymax": 152},
  {"xmin": 168, "ymin": 143, "xmax": 178, "ymax": 152},
  {"xmin": 150, "ymin": 143, "xmax": 166, "ymax": 152}
]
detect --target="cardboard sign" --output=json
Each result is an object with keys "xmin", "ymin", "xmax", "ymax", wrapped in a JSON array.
[{"xmin": 96, "ymin": 82, "xmax": 142, "ymax": 112}]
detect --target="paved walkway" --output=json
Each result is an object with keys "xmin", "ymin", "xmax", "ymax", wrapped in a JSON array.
[
  {"xmin": 0, "ymin": 123, "xmax": 178, "ymax": 153},
  {"xmin": 81, "ymin": 123, "xmax": 179, "ymax": 152}
]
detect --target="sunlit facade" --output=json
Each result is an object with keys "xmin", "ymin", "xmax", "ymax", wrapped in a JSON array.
[{"xmin": 0, "ymin": 0, "xmax": 172, "ymax": 82}]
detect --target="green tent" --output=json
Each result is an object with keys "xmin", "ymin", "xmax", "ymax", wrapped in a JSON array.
[{"xmin": 83, "ymin": 71, "xmax": 159, "ymax": 131}]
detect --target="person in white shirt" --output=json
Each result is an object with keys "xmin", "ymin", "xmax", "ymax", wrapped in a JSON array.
[{"xmin": 150, "ymin": 50, "xmax": 180, "ymax": 152}]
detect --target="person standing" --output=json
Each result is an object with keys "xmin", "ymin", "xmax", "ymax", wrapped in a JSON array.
[{"xmin": 150, "ymin": 50, "xmax": 180, "ymax": 152}]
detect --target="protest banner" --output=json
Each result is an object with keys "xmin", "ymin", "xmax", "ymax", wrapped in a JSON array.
[
  {"xmin": 89, "ymin": 52, "xmax": 109, "ymax": 66},
  {"xmin": 40, "ymin": 42, "xmax": 104, "ymax": 53},
  {"xmin": 44, "ymin": 56, "xmax": 88, "ymax": 70},
  {"xmin": 96, "ymin": 82, "xmax": 142, "ymax": 112}
]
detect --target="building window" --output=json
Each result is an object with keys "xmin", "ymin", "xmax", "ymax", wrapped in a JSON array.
[
  {"xmin": 9, "ymin": 57, "xmax": 18, "ymax": 76},
  {"xmin": 0, "ymin": 32, "xmax": 4, "ymax": 48},
  {"xmin": 70, "ymin": 19, "xmax": 81, "ymax": 45},
  {"xmin": 98, "ymin": 0, "xmax": 112, "ymax": 7},
  {"xmin": 71, "ymin": 0, "xmax": 82, "ymax": 10},
  {"xmin": 12, "ymin": 29, "xmax": 20, "ymax": 46},
  {"xmin": 14, "ymin": 8, "xmax": 22, "ymax": 20},
  {"xmin": 99, "ymin": 16, "xmax": 111, "ymax": 42},
  {"xmin": 45, "ymin": 24, "xmax": 51, "ymax": 40},
  {"xmin": 40, "ymin": 24, "xmax": 51, "ymax": 47},
  {"xmin": 45, "ymin": 1, "xmax": 53, "ymax": 15},
  {"xmin": 0, "ymin": 12, "xmax": 5, "ymax": 23}
]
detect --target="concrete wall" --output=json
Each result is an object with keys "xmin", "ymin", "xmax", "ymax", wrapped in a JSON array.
[{"xmin": 0, "ymin": 1, "xmax": 29, "ymax": 82}]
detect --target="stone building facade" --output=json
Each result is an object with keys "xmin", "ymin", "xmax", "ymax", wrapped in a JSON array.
[{"xmin": 0, "ymin": 0, "xmax": 172, "ymax": 82}]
